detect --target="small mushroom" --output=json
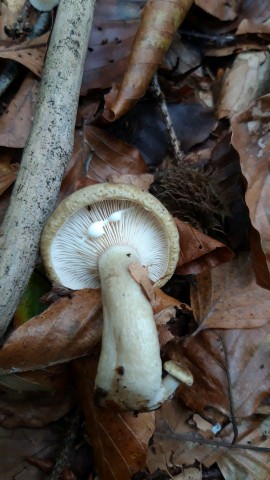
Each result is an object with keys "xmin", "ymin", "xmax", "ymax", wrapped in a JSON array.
[
  {"xmin": 41, "ymin": 183, "xmax": 192, "ymax": 411},
  {"xmin": 29, "ymin": 0, "xmax": 59, "ymax": 11}
]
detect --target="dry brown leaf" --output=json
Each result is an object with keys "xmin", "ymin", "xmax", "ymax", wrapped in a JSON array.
[
  {"xmin": 231, "ymin": 94, "xmax": 270, "ymax": 284},
  {"xmin": 191, "ymin": 253, "xmax": 270, "ymax": 330},
  {"xmin": 236, "ymin": 2, "xmax": 270, "ymax": 34},
  {"xmin": 103, "ymin": 0, "xmax": 194, "ymax": 121},
  {"xmin": 129, "ymin": 262, "xmax": 156, "ymax": 306},
  {"xmin": 218, "ymin": 52, "xmax": 270, "ymax": 119},
  {"xmin": 108, "ymin": 173, "xmax": 154, "ymax": 191},
  {"xmin": 0, "ymin": 364, "xmax": 69, "ymax": 392},
  {"xmin": 148, "ymin": 400, "xmax": 270, "ymax": 480},
  {"xmin": 0, "ymin": 73, "xmax": 39, "ymax": 148},
  {"xmin": 0, "ymin": 32, "xmax": 49, "ymax": 77},
  {"xmin": 81, "ymin": 0, "xmax": 141, "ymax": 93},
  {"xmin": 0, "ymin": 160, "xmax": 19, "ymax": 195},
  {"xmin": 165, "ymin": 320, "xmax": 270, "ymax": 418},
  {"xmin": 174, "ymin": 218, "xmax": 234, "ymax": 275},
  {"xmin": 0, "ymin": 290, "xmax": 102, "ymax": 374},
  {"xmin": 0, "ymin": 384, "xmax": 72, "ymax": 428},
  {"xmin": 0, "ymin": 423, "xmax": 62, "ymax": 479},
  {"xmin": 73, "ymin": 356, "xmax": 155, "ymax": 480},
  {"xmin": 195, "ymin": 0, "xmax": 241, "ymax": 21},
  {"xmin": 59, "ymin": 125, "xmax": 147, "ymax": 200}
]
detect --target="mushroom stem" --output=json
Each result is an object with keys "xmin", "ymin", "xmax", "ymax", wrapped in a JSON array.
[{"xmin": 95, "ymin": 244, "xmax": 164, "ymax": 411}]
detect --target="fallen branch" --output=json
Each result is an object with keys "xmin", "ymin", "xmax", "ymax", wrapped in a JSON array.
[{"xmin": 0, "ymin": 0, "xmax": 96, "ymax": 339}]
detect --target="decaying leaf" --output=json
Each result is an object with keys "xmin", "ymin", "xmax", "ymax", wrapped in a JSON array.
[
  {"xmin": 0, "ymin": 74, "xmax": 39, "ymax": 148},
  {"xmin": 175, "ymin": 218, "xmax": 234, "ymax": 275},
  {"xmin": 0, "ymin": 32, "xmax": 50, "ymax": 77},
  {"xmin": 148, "ymin": 400, "xmax": 270, "ymax": 480},
  {"xmin": 129, "ymin": 262, "xmax": 156, "ymax": 306},
  {"xmin": 195, "ymin": 0, "xmax": 241, "ymax": 21},
  {"xmin": 231, "ymin": 94, "xmax": 270, "ymax": 284},
  {"xmin": 165, "ymin": 321, "xmax": 270, "ymax": 418},
  {"xmin": 59, "ymin": 125, "xmax": 147, "ymax": 200},
  {"xmin": 218, "ymin": 52, "xmax": 270, "ymax": 119},
  {"xmin": 104, "ymin": 0, "xmax": 194, "ymax": 120},
  {"xmin": 0, "ymin": 159, "xmax": 19, "ymax": 195},
  {"xmin": 108, "ymin": 172, "xmax": 154, "ymax": 191},
  {"xmin": 0, "ymin": 290, "xmax": 102, "ymax": 374},
  {"xmin": 0, "ymin": 423, "xmax": 62, "ymax": 479},
  {"xmin": 73, "ymin": 356, "xmax": 155, "ymax": 480},
  {"xmin": 191, "ymin": 253, "xmax": 270, "ymax": 330}
]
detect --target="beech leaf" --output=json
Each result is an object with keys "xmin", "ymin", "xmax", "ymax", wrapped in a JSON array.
[{"xmin": 103, "ymin": 0, "xmax": 194, "ymax": 121}]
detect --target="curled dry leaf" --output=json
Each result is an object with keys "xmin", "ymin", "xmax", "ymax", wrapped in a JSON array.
[
  {"xmin": 236, "ymin": 1, "xmax": 270, "ymax": 34},
  {"xmin": 0, "ymin": 74, "xmax": 39, "ymax": 148},
  {"xmin": 174, "ymin": 218, "xmax": 234, "ymax": 276},
  {"xmin": 73, "ymin": 356, "xmax": 155, "ymax": 480},
  {"xmin": 191, "ymin": 252, "xmax": 270, "ymax": 330},
  {"xmin": 218, "ymin": 51, "xmax": 270, "ymax": 119},
  {"xmin": 129, "ymin": 262, "xmax": 156, "ymax": 306},
  {"xmin": 0, "ymin": 32, "xmax": 50, "ymax": 77},
  {"xmin": 148, "ymin": 399, "xmax": 270, "ymax": 480},
  {"xmin": 231, "ymin": 94, "xmax": 270, "ymax": 283},
  {"xmin": 195, "ymin": 0, "xmax": 241, "ymax": 21},
  {"xmin": 0, "ymin": 290, "xmax": 102, "ymax": 374},
  {"xmin": 103, "ymin": 0, "xmax": 194, "ymax": 121}
]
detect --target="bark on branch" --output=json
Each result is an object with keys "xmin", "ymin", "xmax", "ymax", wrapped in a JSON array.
[{"xmin": 0, "ymin": 0, "xmax": 96, "ymax": 339}]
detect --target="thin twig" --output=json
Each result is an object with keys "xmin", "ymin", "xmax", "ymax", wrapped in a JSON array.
[
  {"xmin": 220, "ymin": 333, "xmax": 238, "ymax": 444},
  {"xmin": 151, "ymin": 74, "xmax": 185, "ymax": 164},
  {"xmin": 156, "ymin": 432, "xmax": 270, "ymax": 453},
  {"xmin": 46, "ymin": 409, "xmax": 82, "ymax": 480}
]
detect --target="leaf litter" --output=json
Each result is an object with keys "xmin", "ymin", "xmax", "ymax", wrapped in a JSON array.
[{"xmin": 1, "ymin": 0, "xmax": 270, "ymax": 479}]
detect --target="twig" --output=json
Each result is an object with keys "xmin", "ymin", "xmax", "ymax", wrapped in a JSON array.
[
  {"xmin": 156, "ymin": 432, "xmax": 270, "ymax": 453},
  {"xmin": 0, "ymin": 12, "xmax": 51, "ymax": 97},
  {"xmin": 46, "ymin": 408, "xmax": 82, "ymax": 480},
  {"xmin": 0, "ymin": 0, "xmax": 97, "ymax": 340},
  {"xmin": 151, "ymin": 74, "xmax": 185, "ymax": 164},
  {"xmin": 219, "ymin": 333, "xmax": 238, "ymax": 444}
]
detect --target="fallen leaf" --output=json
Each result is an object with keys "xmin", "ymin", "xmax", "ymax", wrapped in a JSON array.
[
  {"xmin": 0, "ymin": 159, "xmax": 19, "ymax": 195},
  {"xmin": 81, "ymin": 0, "xmax": 142, "ymax": 92},
  {"xmin": 0, "ymin": 73, "xmax": 39, "ymax": 148},
  {"xmin": 175, "ymin": 218, "xmax": 234, "ymax": 275},
  {"xmin": 195, "ymin": 0, "xmax": 241, "ymax": 21},
  {"xmin": 0, "ymin": 364, "xmax": 69, "ymax": 392},
  {"xmin": 191, "ymin": 252, "xmax": 270, "ymax": 330},
  {"xmin": 0, "ymin": 423, "xmax": 62, "ymax": 479},
  {"xmin": 0, "ymin": 32, "xmax": 49, "ymax": 77},
  {"xmin": 108, "ymin": 172, "xmax": 154, "ymax": 191},
  {"xmin": 236, "ymin": 1, "xmax": 270, "ymax": 34},
  {"xmin": 73, "ymin": 356, "xmax": 155, "ymax": 480},
  {"xmin": 148, "ymin": 400, "xmax": 270, "ymax": 480},
  {"xmin": 103, "ymin": 0, "xmax": 194, "ymax": 121},
  {"xmin": 129, "ymin": 262, "xmax": 156, "ymax": 306},
  {"xmin": 165, "ymin": 322, "xmax": 270, "ymax": 418},
  {"xmin": 0, "ymin": 290, "xmax": 102, "ymax": 374},
  {"xmin": 59, "ymin": 125, "xmax": 147, "ymax": 201},
  {"xmin": 0, "ymin": 385, "xmax": 72, "ymax": 428},
  {"xmin": 218, "ymin": 52, "xmax": 270, "ymax": 119},
  {"xmin": 231, "ymin": 94, "xmax": 270, "ymax": 280}
]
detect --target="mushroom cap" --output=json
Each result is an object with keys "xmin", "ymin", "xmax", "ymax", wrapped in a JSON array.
[{"xmin": 41, "ymin": 183, "xmax": 180, "ymax": 289}]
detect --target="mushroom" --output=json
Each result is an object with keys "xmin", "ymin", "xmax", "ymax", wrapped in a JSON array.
[
  {"xmin": 41, "ymin": 183, "xmax": 193, "ymax": 411},
  {"xmin": 29, "ymin": 0, "xmax": 59, "ymax": 11}
]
